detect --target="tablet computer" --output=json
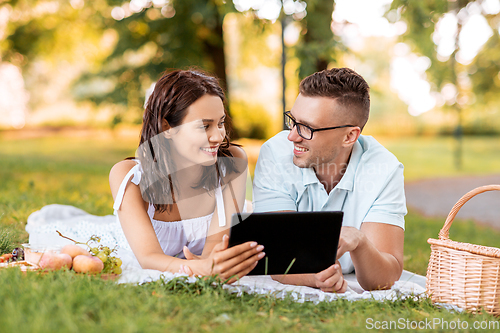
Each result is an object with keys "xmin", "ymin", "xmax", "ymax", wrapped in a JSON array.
[{"xmin": 228, "ymin": 211, "xmax": 343, "ymax": 275}]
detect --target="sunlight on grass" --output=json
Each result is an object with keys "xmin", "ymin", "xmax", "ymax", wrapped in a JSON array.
[
  {"xmin": 1, "ymin": 130, "xmax": 500, "ymax": 331},
  {"xmin": 403, "ymin": 211, "xmax": 500, "ymax": 275},
  {"xmin": 0, "ymin": 132, "xmax": 137, "ymax": 243},
  {"xmin": 239, "ymin": 135, "xmax": 500, "ymax": 181},
  {"xmin": 378, "ymin": 136, "xmax": 500, "ymax": 181}
]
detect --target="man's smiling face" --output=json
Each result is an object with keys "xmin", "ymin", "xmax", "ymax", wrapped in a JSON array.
[{"xmin": 287, "ymin": 94, "xmax": 353, "ymax": 170}]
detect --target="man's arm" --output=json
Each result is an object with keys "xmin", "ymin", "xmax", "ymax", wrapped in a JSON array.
[
  {"xmin": 344, "ymin": 160, "xmax": 406, "ymax": 290},
  {"xmin": 338, "ymin": 223, "xmax": 404, "ymax": 291},
  {"xmin": 271, "ymin": 222, "xmax": 403, "ymax": 292}
]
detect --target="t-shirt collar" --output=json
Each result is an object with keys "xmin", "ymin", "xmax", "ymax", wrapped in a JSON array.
[{"xmin": 301, "ymin": 139, "xmax": 363, "ymax": 191}]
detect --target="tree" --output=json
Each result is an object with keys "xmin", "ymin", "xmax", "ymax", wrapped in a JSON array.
[
  {"xmin": 2, "ymin": 0, "xmax": 348, "ymax": 129},
  {"xmin": 1, "ymin": 0, "xmax": 112, "ymax": 108},
  {"xmin": 74, "ymin": 0, "xmax": 235, "ymax": 118},
  {"xmin": 390, "ymin": 0, "xmax": 500, "ymax": 112},
  {"xmin": 390, "ymin": 0, "xmax": 500, "ymax": 167},
  {"xmin": 294, "ymin": 0, "xmax": 342, "ymax": 80},
  {"xmin": 1, "ymin": 1, "xmax": 236, "ymax": 120}
]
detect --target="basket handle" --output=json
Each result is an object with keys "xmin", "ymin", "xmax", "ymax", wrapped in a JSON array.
[{"xmin": 438, "ymin": 184, "xmax": 500, "ymax": 240}]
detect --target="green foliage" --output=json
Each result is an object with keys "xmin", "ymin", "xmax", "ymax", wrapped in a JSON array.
[
  {"xmin": 230, "ymin": 100, "xmax": 279, "ymax": 139},
  {"xmin": 389, "ymin": 0, "xmax": 456, "ymax": 89},
  {"xmin": 390, "ymin": 0, "xmax": 500, "ymax": 109},
  {"xmin": 2, "ymin": 0, "xmax": 112, "ymax": 65},
  {"xmin": 0, "ymin": 228, "xmax": 15, "ymax": 254},
  {"xmin": 227, "ymin": 13, "xmax": 279, "ymax": 72},
  {"xmin": 294, "ymin": 0, "xmax": 345, "ymax": 79},
  {"xmin": 470, "ymin": 32, "xmax": 500, "ymax": 103},
  {"xmin": 1, "ymin": 0, "xmax": 113, "ymax": 109},
  {"xmin": 390, "ymin": 0, "xmax": 449, "ymax": 59},
  {"xmin": 1, "ymin": 0, "xmax": 241, "ymax": 124},
  {"xmin": 73, "ymin": 0, "xmax": 235, "ymax": 112}
]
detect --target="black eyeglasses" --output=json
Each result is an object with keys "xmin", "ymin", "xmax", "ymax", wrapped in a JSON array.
[{"xmin": 284, "ymin": 111, "xmax": 356, "ymax": 140}]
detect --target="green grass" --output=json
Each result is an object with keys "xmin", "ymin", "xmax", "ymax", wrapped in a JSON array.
[
  {"xmin": 0, "ymin": 228, "xmax": 16, "ymax": 254},
  {"xmin": 1, "ymin": 269, "xmax": 499, "ymax": 333},
  {"xmin": 403, "ymin": 211, "xmax": 500, "ymax": 275},
  {"xmin": 378, "ymin": 135, "xmax": 500, "ymax": 181},
  {"xmin": 1, "ymin": 131, "xmax": 500, "ymax": 332},
  {"xmin": 0, "ymin": 133, "xmax": 137, "ymax": 244}
]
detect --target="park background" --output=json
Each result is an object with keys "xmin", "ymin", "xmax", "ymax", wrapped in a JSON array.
[
  {"xmin": 3, "ymin": 0, "xmax": 500, "ymax": 171},
  {"xmin": 1, "ymin": 1, "xmax": 500, "ymax": 332}
]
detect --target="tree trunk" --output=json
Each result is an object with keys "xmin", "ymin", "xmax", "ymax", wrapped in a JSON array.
[
  {"xmin": 204, "ymin": 21, "xmax": 227, "ymax": 92},
  {"xmin": 297, "ymin": 0, "xmax": 335, "ymax": 80}
]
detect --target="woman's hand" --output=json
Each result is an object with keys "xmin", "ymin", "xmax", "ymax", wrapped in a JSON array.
[
  {"xmin": 182, "ymin": 247, "xmax": 202, "ymax": 261},
  {"xmin": 181, "ymin": 234, "xmax": 265, "ymax": 283},
  {"xmin": 313, "ymin": 261, "xmax": 347, "ymax": 293}
]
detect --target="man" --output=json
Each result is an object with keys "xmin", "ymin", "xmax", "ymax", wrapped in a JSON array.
[{"xmin": 252, "ymin": 68, "xmax": 406, "ymax": 292}]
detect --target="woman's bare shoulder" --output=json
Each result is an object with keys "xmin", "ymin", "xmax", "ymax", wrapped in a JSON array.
[
  {"xmin": 223, "ymin": 145, "xmax": 248, "ymax": 181},
  {"xmin": 109, "ymin": 160, "xmax": 138, "ymax": 195},
  {"xmin": 228, "ymin": 144, "xmax": 248, "ymax": 161}
]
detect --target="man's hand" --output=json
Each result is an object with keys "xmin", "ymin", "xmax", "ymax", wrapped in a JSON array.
[
  {"xmin": 336, "ymin": 226, "xmax": 366, "ymax": 259},
  {"xmin": 336, "ymin": 223, "xmax": 404, "ymax": 291},
  {"xmin": 313, "ymin": 261, "xmax": 347, "ymax": 293}
]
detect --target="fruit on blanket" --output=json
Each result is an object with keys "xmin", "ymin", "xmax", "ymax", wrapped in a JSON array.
[
  {"xmin": 61, "ymin": 244, "xmax": 91, "ymax": 259},
  {"xmin": 96, "ymin": 251, "xmax": 108, "ymax": 263},
  {"xmin": 55, "ymin": 231, "xmax": 122, "ymax": 275},
  {"xmin": 90, "ymin": 246, "xmax": 122, "ymax": 274},
  {"xmin": 73, "ymin": 255, "xmax": 104, "ymax": 274},
  {"xmin": 38, "ymin": 252, "xmax": 73, "ymax": 270},
  {"xmin": 0, "ymin": 253, "xmax": 13, "ymax": 263}
]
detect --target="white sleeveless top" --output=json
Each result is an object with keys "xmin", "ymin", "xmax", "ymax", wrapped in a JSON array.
[{"xmin": 112, "ymin": 160, "xmax": 226, "ymax": 259}]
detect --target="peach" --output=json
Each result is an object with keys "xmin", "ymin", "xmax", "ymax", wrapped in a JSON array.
[
  {"xmin": 72, "ymin": 255, "xmax": 104, "ymax": 274},
  {"xmin": 61, "ymin": 244, "xmax": 91, "ymax": 259},
  {"xmin": 38, "ymin": 252, "xmax": 73, "ymax": 270}
]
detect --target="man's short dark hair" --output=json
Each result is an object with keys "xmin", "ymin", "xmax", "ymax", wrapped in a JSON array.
[{"xmin": 299, "ymin": 68, "xmax": 370, "ymax": 130}]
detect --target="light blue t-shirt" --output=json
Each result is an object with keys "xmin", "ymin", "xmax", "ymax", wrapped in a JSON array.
[{"xmin": 252, "ymin": 131, "xmax": 407, "ymax": 273}]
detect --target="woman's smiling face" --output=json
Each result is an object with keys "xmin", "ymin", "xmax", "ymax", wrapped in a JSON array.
[{"xmin": 165, "ymin": 94, "xmax": 226, "ymax": 168}]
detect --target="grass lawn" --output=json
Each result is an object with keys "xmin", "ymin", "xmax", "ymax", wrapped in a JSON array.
[
  {"xmin": 1, "ymin": 130, "xmax": 500, "ymax": 332},
  {"xmin": 378, "ymin": 135, "xmax": 500, "ymax": 181}
]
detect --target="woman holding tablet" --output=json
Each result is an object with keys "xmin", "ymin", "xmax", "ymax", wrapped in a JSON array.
[{"xmin": 109, "ymin": 69, "xmax": 264, "ymax": 280}]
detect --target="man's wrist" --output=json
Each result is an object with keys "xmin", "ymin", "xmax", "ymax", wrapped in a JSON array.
[{"xmin": 350, "ymin": 228, "xmax": 369, "ymax": 256}]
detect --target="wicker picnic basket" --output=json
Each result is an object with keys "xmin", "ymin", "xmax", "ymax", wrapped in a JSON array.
[{"xmin": 426, "ymin": 185, "xmax": 500, "ymax": 315}]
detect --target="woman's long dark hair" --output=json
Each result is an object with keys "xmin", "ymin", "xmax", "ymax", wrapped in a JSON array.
[{"xmin": 136, "ymin": 69, "xmax": 240, "ymax": 213}]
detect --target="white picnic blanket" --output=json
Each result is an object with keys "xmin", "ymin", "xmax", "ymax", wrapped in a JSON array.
[
  {"xmin": 26, "ymin": 204, "xmax": 427, "ymax": 303},
  {"xmin": 116, "ymin": 265, "xmax": 427, "ymax": 303}
]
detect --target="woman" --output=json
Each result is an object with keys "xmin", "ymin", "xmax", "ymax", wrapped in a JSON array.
[{"xmin": 109, "ymin": 69, "xmax": 263, "ymax": 281}]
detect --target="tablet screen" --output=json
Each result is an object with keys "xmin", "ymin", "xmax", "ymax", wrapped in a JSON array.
[{"xmin": 228, "ymin": 211, "xmax": 343, "ymax": 275}]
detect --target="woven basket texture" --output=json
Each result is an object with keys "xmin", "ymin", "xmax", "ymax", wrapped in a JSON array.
[{"xmin": 426, "ymin": 185, "xmax": 500, "ymax": 316}]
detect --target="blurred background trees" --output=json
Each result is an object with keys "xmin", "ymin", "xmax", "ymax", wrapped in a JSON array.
[
  {"xmin": 2, "ymin": 0, "xmax": 237, "ymax": 126},
  {"xmin": 1, "ymin": 0, "xmax": 500, "ymax": 142},
  {"xmin": 390, "ymin": 0, "xmax": 500, "ymax": 167}
]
